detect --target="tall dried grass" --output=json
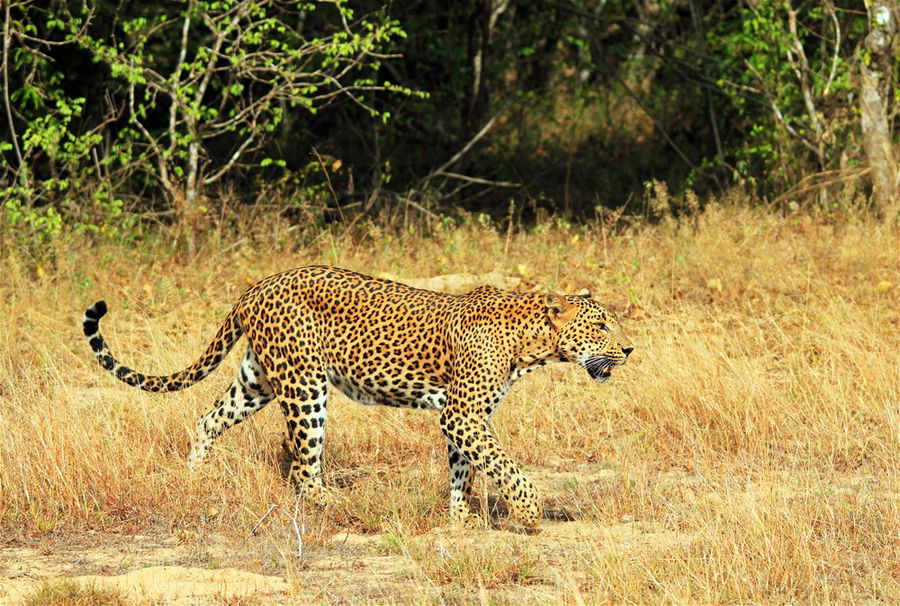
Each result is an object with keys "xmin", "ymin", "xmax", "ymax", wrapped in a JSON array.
[{"xmin": 0, "ymin": 198, "xmax": 897, "ymax": 602}]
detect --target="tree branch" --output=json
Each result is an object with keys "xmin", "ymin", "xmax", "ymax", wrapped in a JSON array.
[
  {"xmin": 166, "ymin": 0, "xmax": 194, "ymax": 160},
  {"xmin": 822, "ymin": 1, "xmax": 841, "ymax": 96},
  {"xmin": 743, "ymin": 58, "xmax": 820, "ymax": 156},
  {"xmin": 201, "ymin": 129, "xmax": 261, "ymax": 185},
  {"xmin": 434, "ymin": 171, "xmax": 518, "ymax": 188},
  {"xmin": 419, "ymin": 117, "xmax": 498, "ymax": 188},
  {"xmin": 128, "ymin": 83, "xmax": 174, "ymax": 195},
  {"xmin": 2, "ymin": 0, "xmax": 26, "ymax": 188}
]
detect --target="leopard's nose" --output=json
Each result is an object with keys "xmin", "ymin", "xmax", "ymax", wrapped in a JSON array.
[{"xmin": 622, "ymin": 346, "xmax": 634, "ymax": 357}]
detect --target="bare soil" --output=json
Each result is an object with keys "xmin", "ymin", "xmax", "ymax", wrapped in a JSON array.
[{"xmin": 0, "ymin": 467, "xmax": 696, "ymax": 605}]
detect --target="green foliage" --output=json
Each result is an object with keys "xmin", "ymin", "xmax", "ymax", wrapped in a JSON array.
[
  {"xmin": 708, "ymin": 1, "xmax": 864, "ymax": 192},
  {"xmin": 0, "ymin": 0, "xmax": 895, "ymax": 233},
  {"xmin": 0, "ymin": 2, "xmax": 135, "ymax": 253},
  {"xmin": 61, "ymin": 0, "xmax": 415, "ymax": 211},
  {"xmin": 1, "ymin": 0, "xmax": 413, "ymax": 242},
  {"xmin": 1, "ymin": 197, "xmax": 63, "ymax": 247}
]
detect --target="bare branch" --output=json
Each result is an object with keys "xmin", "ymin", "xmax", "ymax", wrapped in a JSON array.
[
  {"xmin": 166, "ymin": 0, "xmax": 194, "ymax": 159},
  {"xmin": 785, "ymin": 6, "xmax": 824, "ymax": 151},
  {"xmin": 434, "ymin": 171, "xmax": 519, "ymax": 188},
  {"xmin": 201, "ymin": 129, "xmax": 261, "ymax": 186},
  {"xmin": 2, "ymin": 0, "xmax": 26, "ymax": 186},
  {"xmin": 397, "ymin": 193, "xmax": 442, "ymax": 221},
  {"xmin": 128, "ymin": 83, "xmax": 174, "ymax": 194},
  {"xmin": 289, "ymin": 493, "xmax": 305, "ymax": 559},
  {"xmin": 237, "ymin": 503, "xmax": 278, "ymax": 549},
  {"xmin": 419, "ymin": 117, "xmax": 498, "ymax": 188},
  {"xmin": 743, "ymin": 58, "xmax": 820, "ymax": 156},
  {"xmin": 822, "ymin": 1, "xmax": 841, "ymax": 96}
]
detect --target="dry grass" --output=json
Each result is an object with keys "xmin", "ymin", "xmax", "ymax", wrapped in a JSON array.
[
  {"xmin": 0, "ymin": 198, "xmax": 898, "ymax": 603},
  {"xmin": 24, "ymin": 580, "xmax": 130, "ymax": 605}
]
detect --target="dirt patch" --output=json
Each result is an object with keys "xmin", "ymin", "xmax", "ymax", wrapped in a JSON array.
[
  {"xmin": 379, "ymin": 271, "xmax": 523, "ymax": 293},
  {"xmin": 0, "ymin": 466, "xmax": 692, "ymax": 604},
  {"xmin": 0, "ymin": 515, "xmax": 695, "ymax": 604},
  {"xmin": 0, "ymin": 530, "xmax": 426, "ymax": 605},
  {"xmin": 9, "ymin": 469, "xmax": 883, "ymax": 604},
  {"xmin": 0, "ymin": 533, "xmax": 269, "ymax": 604}
]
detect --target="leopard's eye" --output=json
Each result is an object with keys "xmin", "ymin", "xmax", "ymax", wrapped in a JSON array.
[{"xmin": 598, "ymin": 322, "xmax": 609, "ymax": 332}]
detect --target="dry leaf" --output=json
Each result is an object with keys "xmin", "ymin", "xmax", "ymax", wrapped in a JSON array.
[{"xmin": 706, "ymin": 277, "xmax": 723, "ymax": 292}]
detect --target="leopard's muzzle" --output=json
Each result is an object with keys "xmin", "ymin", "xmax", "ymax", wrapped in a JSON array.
[{"xmin": 584, "ymin": 356, "xmax": 624, "ymax": 383}]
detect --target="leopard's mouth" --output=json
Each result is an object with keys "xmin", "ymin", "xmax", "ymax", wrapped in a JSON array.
[{"xmin": 585, "ymin": 357, "xmax": 616, "ymax": 383}]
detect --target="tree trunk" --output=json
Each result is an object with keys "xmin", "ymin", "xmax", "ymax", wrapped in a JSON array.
[
  {"xmin": 463, "ymin": 0, "xmax": 508, "ymax": 142},
  {"xmin": 182, "ymin": 138, "xmax": 200, "ymax": 254},
  {"xmin": 859, "ymin": 0, "xmax": 897, "ymax": 220},
  {"xmin": 463, "ymin": 0, "xmax": 492, "ymax": 142}
]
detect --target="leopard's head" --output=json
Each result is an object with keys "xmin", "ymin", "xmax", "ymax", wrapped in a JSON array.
[{"xmin": 545, "ymin": 291, "xmax": 633, "ymax": 383}]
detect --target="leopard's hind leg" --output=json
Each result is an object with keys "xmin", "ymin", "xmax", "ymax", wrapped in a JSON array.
[
  {"xmin": 274, "ymin": 367, "xmax": 331, "ymax": 503},
  {"xmin": 447, "ymin": 440, "xmax": 481, "ymax": 527},
  {"xmin": 188, "ymin": 347, "xmax": 274, "ymax": 470},
  {"xmin": 242, "ymin": 310, "xmax": 333, "ymax": 503}
]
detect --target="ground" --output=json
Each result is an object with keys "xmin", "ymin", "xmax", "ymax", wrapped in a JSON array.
[
  {"xmin": 2, "ymin": 461, "xmax": 894, "ymax": 604},
  {"xmin": 0, "ymin": 468, "xmax": 845, "ymax": 604}
]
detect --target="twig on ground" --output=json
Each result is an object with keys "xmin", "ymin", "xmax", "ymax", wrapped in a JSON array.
[
  {"xmin": 237, "ymin": 503, "xmax": 278, "ymax": 549},
  {"xmin": 289, "ymin": 493, "xmax": 305, "ymax": 559},
  {"xmin": 434, "ymin": 171, "xmax": 518, "ymax": 188}
]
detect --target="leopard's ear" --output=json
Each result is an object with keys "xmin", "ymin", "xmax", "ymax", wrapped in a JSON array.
[
  {"xmin": 545, "ymin": 294, "xmax": 576, "ymax": 329},
  {"xmin": 576, "ymin": 288, "xmax": 592, "ymax": 298}
]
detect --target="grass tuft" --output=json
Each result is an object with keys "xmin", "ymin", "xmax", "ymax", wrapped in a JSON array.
[{"xmin": 25, "ymin": 580, "xmax": 130, "ymax": 606}]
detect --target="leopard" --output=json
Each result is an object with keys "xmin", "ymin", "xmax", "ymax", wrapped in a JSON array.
[{"xmin": 82, "ymin": 265, "xmax": 633, "ymax": 528}]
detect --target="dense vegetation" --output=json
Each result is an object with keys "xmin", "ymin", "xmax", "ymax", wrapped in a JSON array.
[{"xmin": 2, "ymin": 0, "xmax": 897, "ymax": 252}]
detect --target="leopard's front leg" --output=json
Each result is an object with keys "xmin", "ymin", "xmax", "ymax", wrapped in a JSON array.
[{"xmin": 440, "ymin": 407, "xmax": 542, "ymax": 528}]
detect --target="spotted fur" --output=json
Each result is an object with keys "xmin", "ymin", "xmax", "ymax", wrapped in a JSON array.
[{"xmin": 83, "ymin": 265, "xmax": 633, "ymax": 528}]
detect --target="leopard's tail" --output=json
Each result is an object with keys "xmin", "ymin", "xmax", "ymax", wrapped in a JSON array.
[{"xmin": 82, "ymin": 301, "xmax": 242, "ymax": 392}]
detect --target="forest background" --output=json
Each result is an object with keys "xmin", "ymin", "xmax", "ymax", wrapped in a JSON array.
[{"xmin": 2, "ymin": 0, "xmax": 898, "ymax": 248}]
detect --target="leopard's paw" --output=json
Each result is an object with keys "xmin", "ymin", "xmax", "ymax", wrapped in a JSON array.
[{"xmin": 450, "ymin": 503, "xmax": 485, "ymax": 529}]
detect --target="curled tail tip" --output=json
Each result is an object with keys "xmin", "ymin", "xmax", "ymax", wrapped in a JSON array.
[
  {"xmin": 86, "ymin": 300, "xmax": 108, "ymax": 320},
  {"xmin": 83, "ymin": 300, "xmax": 108, "ymax": 339}
]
